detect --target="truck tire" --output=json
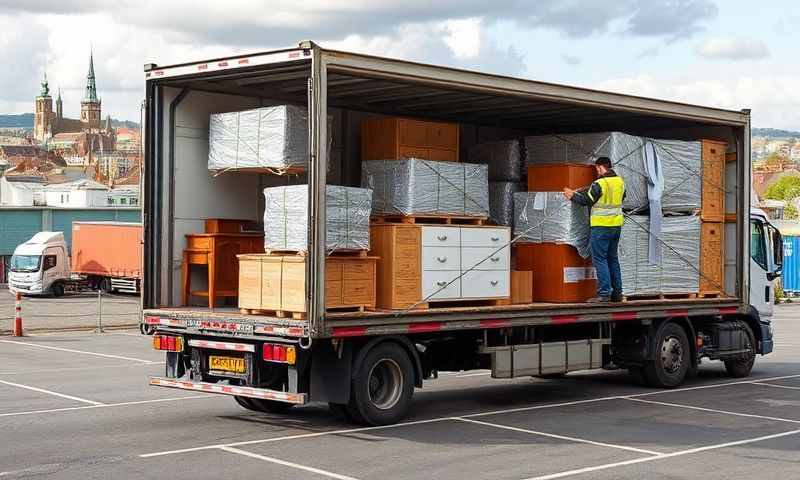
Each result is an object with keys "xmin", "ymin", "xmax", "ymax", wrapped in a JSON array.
[
  {"xmin": 643, "ymin": 322, "xmax": 690, "ymax": 388},
  {"xmin": 234, "ymin": 396, "xmax": 260, "ymax": 411},
  {"xmin": 348, "ymin": 342, "xmax": 414, "ymax": 426},
  {"xmin": 51, "ymin": 282, "xmax": 64, "ymax": 297},
  {"xmin": 234, "ymin": 396, "xmax": 293, "ymax": 414},
  {"xmin": 724, "ymin": 324, "xmax": 756, "ymax": 378}
]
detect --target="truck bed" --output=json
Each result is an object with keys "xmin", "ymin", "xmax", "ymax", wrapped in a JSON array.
[{"xmin": 144, "ymin": 296, "xmax": 740, "ymax": 339}]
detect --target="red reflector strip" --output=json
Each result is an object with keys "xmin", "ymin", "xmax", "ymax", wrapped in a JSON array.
[
  {"xmin": 187, "ymin": 339, "xmax": 254, "ymax": 352},
  {"xmin": 408, "ymin": 322, "xmax": 443, "ymax": 333},
  {"xmin": 667, "ymin": 309, "xmax": 690, "ymax": 317},
  {"xmin": 143, "ymin": 316, "xmax": 186, "ymax": 328},
  {"xmin": 719, "ymin": 306, "xmax": 739, "ymax": 315},
  {"xmin": 331, "ymin": 326, "xmax": 368, "ymax": 337},
  {"xmin": 253, "ymin": 325, "xmax": 306, "ymax": 337},
  {"xmin": 612, "ymin": 311, "xmax": 638, "ymax": 321},
  {"xmin": 480, "ymin": 319, "xmax": 511, "ymax": 329},
  {"xmin": 552, "ymin": 315, "xmax": 579, "ymax": 325}
]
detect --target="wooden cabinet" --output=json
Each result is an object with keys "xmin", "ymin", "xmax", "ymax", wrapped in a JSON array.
[
  {"xmin": 238, "ymin": 255, "xmax": 378, "ymax": 314},
  {"xmin": 370, "ymin": 224, "xmax": 510, "ymax": 309},
  {"xmin": 514, "ymin": 243, "xmax": 596, "ymax": 303},
  {"xmin": 362, "ymin": 117, "xmax": 459, "ymax": 162},
  {"xmin": 528, "ymin": 164, "xmax": 597, "ymax": 191},
  {"xmin": 701, "ymin": 140, "xmax": 726, "ymax": 222},
  {"xmin": 699, "ymin": 222, "xmax": 724, "ymax": 295},
  {"xmin": 183, "ymin": 233, "xmax": 264, "ymax": 308}
]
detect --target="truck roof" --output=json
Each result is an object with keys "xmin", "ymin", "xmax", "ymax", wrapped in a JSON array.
[
  {"xmin": 26, "ymin": 231, "xmax": 65, "ymax": 245},
  {"xmin": 145, "ymin": 41, "xmax": 749, "ymax": 129}
]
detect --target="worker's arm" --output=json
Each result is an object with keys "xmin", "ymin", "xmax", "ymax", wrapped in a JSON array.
[{"xmin": 568, "ymin": 182, "xmax": 601, "ymax": 206}]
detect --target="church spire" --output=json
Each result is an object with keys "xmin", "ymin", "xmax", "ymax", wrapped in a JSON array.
[{"xmin": 84, "ymin": 50, "xmax": 99, "ymax": 103}]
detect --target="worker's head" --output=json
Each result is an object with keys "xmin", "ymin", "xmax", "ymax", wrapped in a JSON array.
[{"xmin": 594, "ymin": 157, "xmax": 612, "ymax": 176}]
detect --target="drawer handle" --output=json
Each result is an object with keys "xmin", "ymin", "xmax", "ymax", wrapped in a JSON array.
[
  {"xmin": 490, "ymin": 280, "xmax": 499, "ymax": 286},
  {"xmin": 490, "ymin": 236, "xmax": 500, "ymax": 241},
  {"xmin": 436, "ymin": 281, "xmax": 448, "ymax": 287},
  {"xmin": 436, "ymin": 256, "xmax": 447, "ymax": 263},
  {"xmin": 490, "ymin": 257, "xmax": 500, "ymax": 262},
  {"xmin": 437, "ymin": 235, "xmax": 448, "ymax": 241}
]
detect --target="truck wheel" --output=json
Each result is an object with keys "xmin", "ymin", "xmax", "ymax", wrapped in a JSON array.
[
  {"xmin": 724, "ymin": 324, "xmax": 756, "ymax": 378},
  {"xmin": 643, "ymin": 322, "xmax": 690, "ymax": 388},
  {"xmin": 349, "ymin": 343, "xmax": 414, "ymax": 426},
  {"xmin": 51, "ymin": 283, "xmax": 64, "ymax": 297},
  {"xmin": 248, "ymin": 398, "xmax": 294, "ymax": 414},
  {"xmin": 234, "ymin": 396, "xmax": 259, "ymax": 411}
]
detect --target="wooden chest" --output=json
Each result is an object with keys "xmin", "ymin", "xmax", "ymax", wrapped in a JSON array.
[
  {"xmin": 701, "ymin": 140, "xmax": 726, "ymax": 222},
  {"xmin": 370, "ymin": 224, "xmax": 511, "ymax": 309},
  {"xmin": 238, "ymin": 255, "xmax": 378, "ymax": 313},
  {"xmin": 361, "ymin": 117, "xmax": 459, "ymax": 162},
  {"xmin": 514, "ymin": 243, "xmax": 596, "ymax": 303}
]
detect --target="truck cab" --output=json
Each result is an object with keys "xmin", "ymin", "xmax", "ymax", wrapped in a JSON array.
[
  {"xmin": 8, "ymin": 232, "xmax": 70, "ymax": 296},
  {"xmin": 749, "ymin": 208, "xmax": 783, "ymax": 353}
]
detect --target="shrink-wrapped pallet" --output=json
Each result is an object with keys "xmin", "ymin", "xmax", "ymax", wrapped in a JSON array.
[
  {"xmin": 523, "ymin": 132, "xmax": 702, "ymax": 213},
  {"xmin": 262, "ymin": 185, "xmax": 372, "ymax": 252},
  {"xmin": 209, "ymin": 105, "xmax": 332, "ymax": 172},
  {"xmin": 619, "ymin": 215, "xmax": 700, "ymax": 296},
  {"xmin": 467, "ymin": 140, "xmax": 524, "ymax": 181},
  {"xmin": 489, "ymin": 181, "xmax": 524, "ymax": 226},
  {"xmin": 361, "ymin": 159, "xmax": 489, "ymax": 218},
  {"xmin": 513, "ymin": 192, "xmax": 591, "ymax": 258}
]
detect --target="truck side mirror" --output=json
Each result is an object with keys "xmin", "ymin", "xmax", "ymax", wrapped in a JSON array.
[{"xmin": 770, "ymin": 226, "xmax": 783, "ymax": 272}]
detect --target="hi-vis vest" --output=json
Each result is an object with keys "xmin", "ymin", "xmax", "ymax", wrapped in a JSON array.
[{"xmin": 588, "ymin": 176, "xmax": 625, "ymax": 227}]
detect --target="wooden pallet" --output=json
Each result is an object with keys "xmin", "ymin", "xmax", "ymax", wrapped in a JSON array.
[
  {"xmin": 263, "ymin": 249, "xmax": 369, "ymax": 257},
  {"xmin": 623, "ymin": 292, "xmax": 698, "ymax": 302},
  {"xmin": 371, "ymin": 215, "xmax": 487, "ymax": 225},
  {"xmin": 240, "ymin": 305, "xmax": 372, "ymax": 319}
]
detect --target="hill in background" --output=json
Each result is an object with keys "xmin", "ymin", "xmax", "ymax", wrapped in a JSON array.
[
  {"xmin": 752, "ymin": 128, "xmax": 800, "ymax": 139},
  {"xmin": 0, "ymin": 113, "xmax": 139, "ymax": 130}
]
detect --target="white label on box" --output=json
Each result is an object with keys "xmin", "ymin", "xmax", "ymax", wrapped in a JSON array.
[
  {"xmin": 533, "ymin": 192, "xmax": 547, "ymax": 211},
  {"xmin": 563, "ymin": 267, "xmax": 585, "ymax": 283}
]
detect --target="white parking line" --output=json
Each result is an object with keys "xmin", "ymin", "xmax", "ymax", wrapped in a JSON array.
[
  {"xmin": 456, "ymin": 417, "xmax": 663, "ymax": 456},
  {"xmin": 139, "ymin": 373, "xmax": 800, "ymax": 458},
  {"xmin": 752, "ymin": 382, "xmax": 800, "ymax": 391},
  {"xmin": 625, "ymin": 398, "xmax": 800, "ymax": 425},
  {"xmin": 0, "ymin": 379, "xmax": 104, "ymax": 406},
  {"xmin": 220, "ymin": 446, "xmax": 360, "ymax": 480},
  {"xmin": 523, "ymin": 428, "xmax": 800, "ymax": 480},
  {"xmin": 0, "ymin": 361, "xmax": 161, "ymax": 376},
  {"xmin": 0, "ymin": 339, "xmax": 154, "ymax": 364},
  {"xmin": 0, "ymin": 394, "xmax": 213, "ymax": 418}
]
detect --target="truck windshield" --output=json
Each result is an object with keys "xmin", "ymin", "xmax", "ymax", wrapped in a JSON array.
[{"xmin": 10, "ymin": 255, "xmax": 41, "ymax": 272}]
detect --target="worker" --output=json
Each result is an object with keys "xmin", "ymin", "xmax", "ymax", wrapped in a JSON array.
[{"xmin": 563, "ymin": 156, "xmax": 625, "ymax": 303}]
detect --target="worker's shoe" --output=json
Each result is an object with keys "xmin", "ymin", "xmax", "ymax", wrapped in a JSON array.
[
  {"xmin": 611, "ymin": 291, "xmax": 623, "ymax": 303},
  {"xmin": 586, "ymin": 296, "xmax": 611, "ymax": 303}
]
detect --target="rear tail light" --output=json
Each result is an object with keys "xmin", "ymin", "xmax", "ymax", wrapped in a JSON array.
[
  {"xmin": 152, "ymin": 335, "xmax": 184, "ymax": 352},
  {"xmin": 262, "ymin": 343, "xmax": 296, "ymax": 365}
]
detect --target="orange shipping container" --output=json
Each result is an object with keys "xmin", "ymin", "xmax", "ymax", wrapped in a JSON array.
[{"xmin": 71, "ymin": 222, "xmax": 143, "ymax": 278}]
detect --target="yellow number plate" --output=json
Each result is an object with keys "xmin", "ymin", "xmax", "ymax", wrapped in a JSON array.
[{"xmin": 209, "ymin": 355, "xmax": 246, "ymax": 374}]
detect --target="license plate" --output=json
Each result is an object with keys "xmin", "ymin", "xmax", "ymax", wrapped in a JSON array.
[{"xmin": 208, "ymin": 355, "xmax": 246, "ymax": 374}]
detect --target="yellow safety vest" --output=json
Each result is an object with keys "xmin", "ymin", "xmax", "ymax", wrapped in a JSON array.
[{"xmin": 588, "ymin": 176, "xmax": 625, "ymax": 227}]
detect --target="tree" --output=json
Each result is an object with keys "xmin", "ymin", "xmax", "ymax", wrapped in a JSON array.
[
  {"xmin": 763, "ymin": 175, "xmax": 800, "ymax": 200},
  {"xmin": 764, "ymin": 152, "xmax": 791, "ymax": 169}
]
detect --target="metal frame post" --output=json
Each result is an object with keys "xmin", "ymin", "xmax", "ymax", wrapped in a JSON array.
[
  {"xmin": 307, "ymin": 44, "xmax": 328, "ymax": 337},
  {"xmin": 740, "ymin": 113, "xmax": 752, "ymax": 306}
]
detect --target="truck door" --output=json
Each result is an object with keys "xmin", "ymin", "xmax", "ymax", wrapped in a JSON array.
[
  {"xmin": 750, "ymin": 218, "xmax": 782, "ymax": 319},
  {"xmin": 41, "ymin": 248, "xmax": 61, "ymax": 292}
]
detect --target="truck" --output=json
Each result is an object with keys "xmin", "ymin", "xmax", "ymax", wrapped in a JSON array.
[
  {"xmin": 141, "ymin": 41, "xmax": 784, "ymax": 426},
  {"xmin": 8, "ymin": 221, "xmax": 142, "ymax": 296}
]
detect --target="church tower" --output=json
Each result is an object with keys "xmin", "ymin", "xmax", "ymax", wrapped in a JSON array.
[
  {"xmin": 34, "ymin": 72, "xmax": 53, "ymax": 143},
  {"xmin": 80, "ymin": 51, "xmax": 101, "ymax": 130}
]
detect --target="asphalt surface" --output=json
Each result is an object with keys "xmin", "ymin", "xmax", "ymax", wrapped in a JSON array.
[
  {"xmin": 0, "ymin": 288, "xmax": 140, "ymax": 334},
  {"xmin": 0, "ymin": 306, "xmax": 798, "ymax": 479}
]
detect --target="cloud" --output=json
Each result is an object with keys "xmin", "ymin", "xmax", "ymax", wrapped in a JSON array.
[
  {"xmin": 596, "ymin": 73, "xmax": 800, "ymax": 131},
  {"xmin": 637, "ymin": 47, "xmax": 660, "ymax": 59},
  {"xmin": 695, "ymin": 37, "xmax": 770, "ymax": 60},
  {"xmin": 626, "ymin": 0, "xmax": 717, "ymax": 41},
  {"xmin": 562, "ymin": 55, "xmax": 582, "ymax": 65}
]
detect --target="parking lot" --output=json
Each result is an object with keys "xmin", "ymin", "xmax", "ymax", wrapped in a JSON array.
[{"xmin": 0, "ymin": 306, "xmax": 798, "ymax": 479}]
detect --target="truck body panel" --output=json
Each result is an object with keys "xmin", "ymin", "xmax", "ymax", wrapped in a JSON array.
[{"xmin": 71, "ymin": 222, "xmax": 142, "ymax": 279}]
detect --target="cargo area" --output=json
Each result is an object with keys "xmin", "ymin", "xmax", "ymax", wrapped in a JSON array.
[{"xmin": 142, "ymin": 45, "xmax": 748, "ymax": 339}]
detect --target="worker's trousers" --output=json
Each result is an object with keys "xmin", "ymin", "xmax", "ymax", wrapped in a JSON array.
[{"xmin": 589, "ymin": 226, "xmax": 622, "ymax": 298}]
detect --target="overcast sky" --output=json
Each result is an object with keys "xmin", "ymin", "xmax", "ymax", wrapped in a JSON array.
[{"xmin": 0, "ymin": 0, "xmax": 797, "ymax": 129}]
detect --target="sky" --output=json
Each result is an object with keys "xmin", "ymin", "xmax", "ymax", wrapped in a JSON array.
[{"xmin": 0, "ymin": 0, "xmax": 797, "ymax": 129}]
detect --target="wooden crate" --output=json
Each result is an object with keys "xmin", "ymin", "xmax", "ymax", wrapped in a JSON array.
[
  {"xmin": 510, "ymin": 270, "xmax": 533, "ymax": 304},
  {"xmin": 527, "ymin": 164, "xmax": 596, "ymax": 191},
  {"xmin": 361, "ymin": 117, "xmax": 459, "ymax": 162},
  {"xmin": 238, "ymin": 255, "xmax": 378, "ymax": 314},
  {"xmin": 514, "ymin": 243, "xmax": 596, "ymax": 303},
  {"xmin": 701, "ymin": 140, "xmax": 726, "ymax": 222},
  {"xmin": 700, "ymin": 221, "xmax": 724, "ymax": 295}
]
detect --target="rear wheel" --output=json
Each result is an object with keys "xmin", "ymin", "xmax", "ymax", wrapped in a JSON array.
[
  {"xmin": 724, "ymin": 324, "xmax": 756, "ymax": 378},
  {"xmin": 234, "ymin": 396, "xmax": 259, "ymax": 411},
  {"xmin": 51, "ymin": 282, "xmax": 64, "ymax": 297},
  {"xmin": 643, "ymin": 322, "xmax": 690, "ymax": 388},
  {"xmin": 234, "ymin": 396, "xmax": 294, "ymax": 414},
  {"xmin": 349, "ymin": 343, "xmax": 414, "ymax": 426}
]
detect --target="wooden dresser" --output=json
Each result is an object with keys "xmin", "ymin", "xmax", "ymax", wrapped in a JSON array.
[
  {"xmin": 370, "ymin": 224, "xmax": 510, "ymax": 309},
  {"xmin": 183, "ymin": 233, "xmax": 263, "ymax": 308},
  {"xmin": 361, "ymin": 117, "xmax": 459, "ymax": 162}
]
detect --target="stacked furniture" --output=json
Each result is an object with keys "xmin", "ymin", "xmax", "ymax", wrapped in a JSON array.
[{"xmin": 362, "ymin": 117, "xmax": 459, "ymax": 162}]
